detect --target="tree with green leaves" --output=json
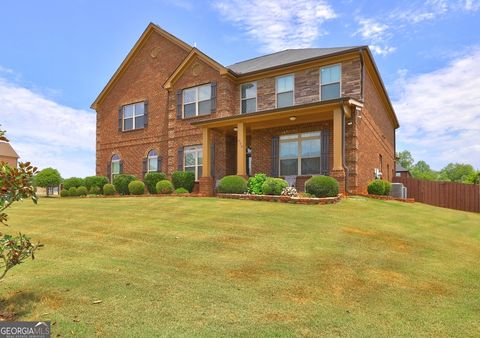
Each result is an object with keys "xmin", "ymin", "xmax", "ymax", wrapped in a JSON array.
[
  {"xmin": 396, "ymin": 150, "xmax": 414, "ymax": 170},
  {"xmin": 438, "ymin": 163, "xmax": 476, "ymax": 183},
  {"xmin": 411, "ymin": 160, "xmax": 438, "ymax": 180},
  {"xmin": 35, "ymin": 167, "xmax": 62, "ymax": 196},
  {"xmin": 0, "ymin": 126, "xmax": 41, "ymax": 280}
]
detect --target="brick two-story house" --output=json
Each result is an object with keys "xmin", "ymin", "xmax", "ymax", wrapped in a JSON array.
[{"xmin": 92, "ymin": 23, "xmax": 399, "ymax": 195}]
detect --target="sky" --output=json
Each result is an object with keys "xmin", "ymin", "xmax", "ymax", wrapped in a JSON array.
[{"xmin": 0, "ymin": 0, "xmax": 479, "ymax": 177}]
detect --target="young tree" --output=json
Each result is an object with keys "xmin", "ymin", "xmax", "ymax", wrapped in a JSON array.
[
  {"xmin": 35, "ymin": 167, "xmax": 62, "ymax": 196},
  {"xmin": 0, "ymin": 126, "xmax": 41, "ymax": 280},
  {"xmin": 397, "ymin": 150, "xmax": 414, "ymax": 170},
  {"xmin": 438, "ymin": 163, "xmax": 476, "ymax": 183},
  {"xmin": 411, "ymin": 160, "xmax": 438, "ymax": 180}
]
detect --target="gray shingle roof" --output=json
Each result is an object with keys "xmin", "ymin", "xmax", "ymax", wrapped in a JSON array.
[
  {"xmin": 227, "ymin": 47, "xmax": 363, "ymax": 75},
  {"xmin": 396, "ymin": 163, "xmax": 409, "ymax": 172}
]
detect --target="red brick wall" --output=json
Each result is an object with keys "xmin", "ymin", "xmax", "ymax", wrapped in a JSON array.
[{"xmin": 0, "ymin": 156, "xmax": 17, "ymax": 167}]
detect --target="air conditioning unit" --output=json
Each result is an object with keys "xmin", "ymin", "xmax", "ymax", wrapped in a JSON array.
[{"xmin": 390, "ymin": 183, "xmax": 406, "ymax": 198}]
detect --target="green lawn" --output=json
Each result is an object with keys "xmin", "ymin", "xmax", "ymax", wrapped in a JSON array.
[{"xmin": 2, "ymin": 197, "xmax": 480, "ymax": 337}]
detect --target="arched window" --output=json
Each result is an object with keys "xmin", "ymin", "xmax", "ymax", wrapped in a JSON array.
[
  {"xmin": 147, "ymin": 150, "xmax": 158, "ymax": 172},
  {"xmin": 111, "ymin": 154, "xmax": 121, "ymax": 180}
]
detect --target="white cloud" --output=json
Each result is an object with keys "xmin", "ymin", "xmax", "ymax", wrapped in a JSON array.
[
  {"xmin": 213, "ymin": 0, "xmax": 336, "ymax": 52},
  {"xmin": 463, "ymin": 0, "xmax": 480, "ymax": 11},
  {"xmin": 393, "ymin": 48, "xmax": 480, "ymax": 169},
  {"xmin": 355, "ymin": 18, "xmax": 395, "ymax": 55},
  {"xmin": 0, "ymin": 76, "xmax": 95, "ymax": 178}
]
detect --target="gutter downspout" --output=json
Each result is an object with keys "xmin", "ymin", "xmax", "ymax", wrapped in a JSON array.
[
  {"xmin": 340, "ymin": 103, "xmax": 351, "ymax": 195},
  {"xmin": 359, "ymin": 48, "xmax": 365, "ymax": 101}
]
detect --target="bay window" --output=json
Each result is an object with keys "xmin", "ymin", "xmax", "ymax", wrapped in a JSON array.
[{"xmin": 279, "ymin": 132, "xmax": 321, "ymax": 176}]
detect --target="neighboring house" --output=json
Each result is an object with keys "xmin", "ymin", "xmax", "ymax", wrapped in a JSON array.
[
  {"xmin": 395, "ymin": 163, "xmax": 412, "ymax": 178},
  {"xmin": 92, "ymin": 23, "xmax": 399, "ymax": 195},
  {"xmin": 0, "ymin": 141, "xmax": 19, "ymax": 167}
]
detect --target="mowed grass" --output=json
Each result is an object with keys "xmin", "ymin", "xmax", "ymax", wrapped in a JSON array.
[{"xmin": 2, "ymin": 196, "xmax": 480, "ymax": 337}]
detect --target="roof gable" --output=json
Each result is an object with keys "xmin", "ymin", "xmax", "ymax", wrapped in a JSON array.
[
  {"xmin": 0, "ymin": 142, "xmax": 19, "ymax": 158},
  {"xmin": 91, "ymin": 23, "xmax": 192, "ymax": 109}
]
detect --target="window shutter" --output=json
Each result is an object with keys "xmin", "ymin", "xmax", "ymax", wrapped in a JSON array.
[
  {"xmin": 321, "ymin": 129, "xmax": 330, "ymax": 175},
  {"xmin": 119, "ymin": 160, "xmax": 124, "ymax": 174},
  {"xmin": 118, "ymin": 107, "xmax": 123, "ymax": 131},
  {"xmin": 106, "ymin": 162, "xmax": 111, "ymax": 182},
  {"xmin": 271, "ymin": 136, "xmax": 279, "ymax": 177},
  {"xmin": 157, "ymin": 156, "xmax": 163, "ymax": 173},
  {"xmin": 211, "ymin": 82, "xmax": 217, "ymax": 114},
  {"xmin": 142, "ymin": 158, "xmax": 147, "ymax": 178},
  {"xmin": 210, "ymin": 142, "xmax": 215, "ymax": 177},
  {"xmin": 176, "ymin": 90, "xmax": 183, "ymax": 119},
  {"xmin": 144, "ymin": 101, "xmax": 148, "ymax": 128},
  {"xmin": 177, "ymin": 147, "xmax": 184, "ymax": 171}
]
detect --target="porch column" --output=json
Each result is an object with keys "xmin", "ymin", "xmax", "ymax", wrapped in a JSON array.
[
  {"xmin": 199, "ymin": 128, "xmax": 214, "ymax": 196},
  {"xmin": 236, "ymin": 122, "xmax": 247, "ymax": 176},
  {"xmin": 332, "ymin": 107, "xmax": 346, "ymax": 194}
]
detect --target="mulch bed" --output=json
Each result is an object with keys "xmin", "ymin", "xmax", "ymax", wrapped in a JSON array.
[
  {"xmin": 357, "ymin": 193, "xmax": 415, "ymax": 203},
  {"xmin": 217, "ymin": 193, "xmax": 341, "ymax": 205}
]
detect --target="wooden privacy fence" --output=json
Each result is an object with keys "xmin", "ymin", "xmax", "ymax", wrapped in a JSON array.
[{"xmin": 393, "ymin": 177, "xmax": 480, "ymax": 213}]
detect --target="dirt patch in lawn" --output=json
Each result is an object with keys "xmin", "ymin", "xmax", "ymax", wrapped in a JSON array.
[{"xmin": 342, "ymin": 227, "xmax": 411, "ymax": 252}]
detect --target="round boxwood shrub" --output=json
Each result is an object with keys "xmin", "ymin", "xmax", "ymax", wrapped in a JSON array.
[
  {"xmin": 89, "ymin": 185, "xmax": 101, "ymax": 195},
  {"xmin": 113, "ymin": 174, "xmax": 136, "ymax": 195},
  {"xmin": 156, "ymin": 180, "xmax": 173, "ymax": 194},
  {"xmin": 63, "ymin": 177, "xmax": 85, "ymax": 190},
  {"xmin": 382, "ymin": 180, "xmax": 391, "ymax": 196},
  {"xmin": 85, "ymin": 176, "xmax": 108, "ymax": 193},
  {"xmin": 60, "ymin": 189, "xmax": 69, "ymax": 197},
  {"xmin": 261, "ymin": 177, "xmax": 288, "ymax": 195},
  {"xmin": 217, "ymin": 175, "xmax": 247, "ymax": 194},
  {"xmin": 68, "ymin": 187, "xmax": 78, "ymax": 197},
  {"xmin": 174, "ymin": 187, "xmax": 189, "ymax": 194},
  {"xmin": 305, "ymin": 176, "xmax": 339, "ymax": 197},
  {"xmin": 172, "ymin": 171, "xmax": 195, "ymax": 192},
  {"xmin": 103, "ymin": 183, "xmax": 116, "ymax": 196},
  {"xmin": 76, "ymin": 186, "xmax": 88, "ymax": 196},
  {"xmin": 367, "ymin": 179, "xmax": 385, "ymax": 195},
  {"xmin": 144, "ymin": 172, "xmax": 167, "ymax": 194},
  {"xmin": 128, "ymin": 180, "xmax": 145, "ymax": 195}
]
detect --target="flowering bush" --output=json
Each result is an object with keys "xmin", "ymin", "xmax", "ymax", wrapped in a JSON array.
[{"xmin": 281, "ymin": 186, "xmax": 298, "ymax": 197}]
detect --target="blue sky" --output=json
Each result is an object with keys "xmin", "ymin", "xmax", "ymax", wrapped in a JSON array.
[{"xmin": 1, "ymin": 0, "xmax": 479, "ymax": 177}]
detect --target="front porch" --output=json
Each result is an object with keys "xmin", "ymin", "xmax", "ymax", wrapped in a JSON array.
[{"xmin": 192, "ymin": 98, "xmax": 362, "ymax": 196}]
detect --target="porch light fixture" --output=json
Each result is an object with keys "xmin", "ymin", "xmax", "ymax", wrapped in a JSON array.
[
  {"xmin": 233, "ymin": 127, "xmax": 238, "ymax": 131},
  {"xmin": 289, "ymin": 116, "xmax": 297, "ymax": 121}
]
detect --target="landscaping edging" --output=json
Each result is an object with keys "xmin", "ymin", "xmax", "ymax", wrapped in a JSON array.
[
  {"xmin": 217, "ymin": 193, "xmax": 341, "ymax": 205},
  {"xmin": 358, "ymin": 194, "xmax": 415, "ymax": 203}
]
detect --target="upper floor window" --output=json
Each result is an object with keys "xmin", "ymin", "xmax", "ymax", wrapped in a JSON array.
[
  {"xmin": 276, "ymin": 75, "xmax": 294, "ymax": 108},
  {"xmin": 241, "ymin": 82, "xmax": 257, "ymax": 114},
  {"xmin": 279, "ymin": 132, "xmax": 321, "ymax": 176},
  {"xmin": 184, "ymin": 145, "xmax": 203, "ymax": 180},
  {"xmin": 183, "ymin": 84, "xmax": 211, "ymax": 118},
  {"xmin": 111, "ymin": 154, "xmax": 121, "ymax": 181},
  {"xmin": 320, "ymin": 64, "xmax": 341, "ymax": 100},
  {"xmin": 147, "ymin": 150, "xmax": 158, "ymax": 172},
  {"xmin": 122, "ymin": 102, "xmax": 145, "ymax": 131}
]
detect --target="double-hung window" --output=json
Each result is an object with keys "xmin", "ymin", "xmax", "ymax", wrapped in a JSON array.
[
  {"xmin": 183, "ymin": 84, "xmax": 211, "ymax": 118},
  {"xmin": 276, "ymin": 74, "xmax": 294, "ymax": 108},
  {"xmin": 279, "ymin": 132, "xmax": 321, "ymax": 176},
  {"xmin": 147, "ymin": 150, "xmax": 158, "ymax": 172},
  {"xmin": 241, "ymin": 82, "xmax": 257, "ymax": 114},
  {"xmin": 320, "ymin": 64, "xmax": 341, "ymax": 100},
  {"xmin": 184, "ymin": 145, "xmax": 203, "ymax": 180},
  {"xmin": 122, "ymin": 102, "xmax": 145, "ymax": 131}
]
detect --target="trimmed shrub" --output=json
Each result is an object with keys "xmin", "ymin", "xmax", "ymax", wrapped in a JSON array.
[
  {"xmin": 68, "ymin": 187, "xmax": 78, "ymax": 197},
  {"xmin": 172, "ymin": 171, "xmax": 195, "ymax": 192},
  {"xmin": 367, "ymin": 179, "xmax": 385, "ymax": 195},
  {"xmin": 174, "ymin": 187, "xmax": 189, "ymax": 194},
  {"xmin": 247, "ymin": 173, "xmax": 267, "ymax": 195},
  {"xmin": 103, "ymin": 183, "xmax": 115, "ymax": 196},
  {"xmin": 85, "ymin": 176, "xmax": 108, "ymax": 192},
  {"xmin": 144, "ymin": 172, "xmax": 167, "ymax": 194},
  {"xmin": 156, "ymin": 180, "xmax": 173, "ymax": 194},
  {"xmin": 113, "ymin": 174, "xmax": 136, "ymax": 195},
  {"xmin": 383, "ymin": 180, "xmax": 392, "ymax": 196},
  {"xmin": 76, "ymin": 186, "xmax": 88, "ymax": 196},
  {"xmin": 63, "ymin": 177, "xmax": 85, "ymax": 190},
  {"xmin": 305, "ymin": 176, "xmax": 339, "ymax": 198},
  {"xmin": 128, "ymin": 180, "xmax": 145, "ymax": 195},
  {"xmin": 60, "ymin": 189, "xmax": 69, "ymax": 197},
  {"xmin": 217, "ymin": 175, "xmax": 247, "ymax": 194},
  {"xmin": 89, "ymin": 185, "xmax": 101, "ymax": 195},
  {"xmin": 261, "ymin": 178, "xmax": 288, "ymax": 195}
]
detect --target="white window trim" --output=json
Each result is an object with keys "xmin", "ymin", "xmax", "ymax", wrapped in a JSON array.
[
  {"xmin": 279, "ymin": 132, "xmax": 321, "ymax": 176},
  {"xmin": 111, "ymin": 156, "xmax": 120, "ymax": 182},
  {"xmin": 122, "ymin": 101, "xmax": 145, "ymax": 131},
  {"xmin": 275, "ymin": 74, "xmax": 295, "ymax": 108},
  {"xmin": 147, "ymin": 151, "xmax": 158, "ymax": 173},
  {"xmin": 182, "ymin": 84, "xmax": 211, "ymax": 118},
  {"xmin": 184, "ymin": 145, "xmax": 203, "ymax": 181},
  {"xmin": 320, "ymin": 63, "xmax": 342, "ymax": 101},
  {"xmin": 240, "ymin": 82, "xmax": 257, "ymax": 114}
]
